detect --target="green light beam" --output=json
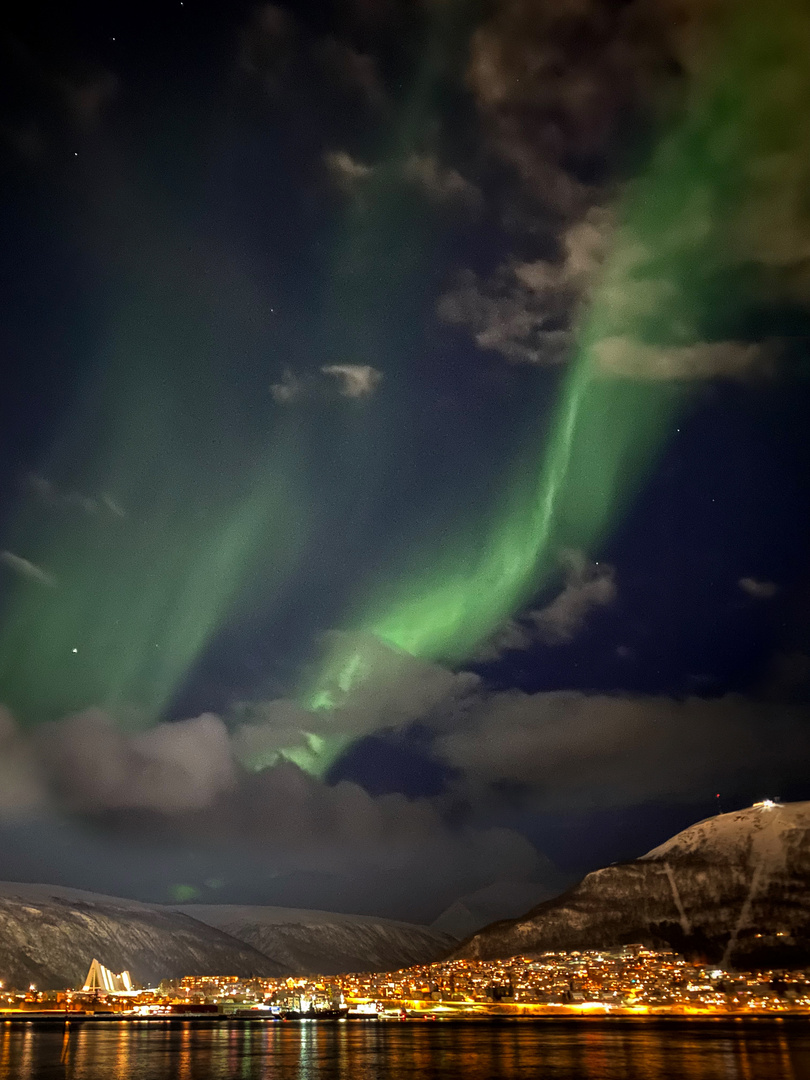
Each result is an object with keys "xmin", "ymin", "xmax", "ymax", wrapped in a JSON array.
[{"xmin": 302, "ymin": 0, "xmax": 805, "ymax": 750}]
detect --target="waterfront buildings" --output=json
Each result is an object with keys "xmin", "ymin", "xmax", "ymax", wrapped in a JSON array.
[
  {"xmin": 174, "ymin": 946, "xmax": 810, "ymax": 1016},
  {"xmin": 0, "ymin": 947, "xmax": 808, "ymax": 1017}
]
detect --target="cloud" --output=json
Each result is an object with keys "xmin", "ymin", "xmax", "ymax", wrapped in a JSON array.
[
  {"xmin": 24, "ymin": 473, "xmax": 126, "ymax": 519},
  {"xmin": 101, "ymin": 494, "xmax": 127, "ymax": 519},
  {"xmin": 0, "ymin": 551, "xmax": 57, "ymax": 588},
  {"xmin": 316, "ymin": 38, "xmax": 387, "ymax": 110},
  {"xmin": 516, "ymin": 209, "xmax": 611, "ymax": 293},
  {"xmin": 324, "ymin": 149, "xmax": 373, "ymax": 193},
  {"xmin": 325, "ymin": 150, "xmax": 482, "ymax": 214},
  {"xmin": 445, "ymin": 0, "xmax": 810, "ymax": 383},
  {"xmin": 239, "ymin": 7, "xmax": 387, "ymax": 134},
  {"xmin": 402, "ymin": 154, "xmax": 482, "ymax": 214},
  {"xmin": 270, "ymin": 367, "xmax": 304, "ymax": 404},
  {"xmin": 465, "ymin": 0, "xmax": 674, "ymax": 216},
  {"xmin": 321, "ymin": 364, "xmax": 382, "ymax": 398},
  {"xmin": 440, "ymin": 199, "xmax": 778, "ymax": 380},
  {"xmin": 701, "ymin": 6, "xmax": 810, "ymax": 309},
  {"xmin": 314, "ymin": 632, "xmax": 479, "ymax": 732},
  {"xmin": 478, "ymin": 552, "xmax": 616, "ymax": 659},
  {"xmin": 7, "ymin": 678, "xmax": 808, "ymax": 834},
  {"xmin": 230, "ymin": 700, "xmax": 318, "ymax": 772},
  {"xmin": 238, "ymin": 4, "xmax": 297, "ymax": 90},
  {"xmin": 212, "ymin": 763, "xmax": 539, "ymax": 890},
  {"xmin": 437, "ymin": 691, "xmax": 810, "ymax": 810},
  {"xmin": 0, "ymin": 709, "xmax": 47, "ymax": 814},
  {"xmin": 438, "ymin": 208, "xmax": 612, "ymax": 365},
  {"xmin": 13, "ymin": 637, "xmax": 479, "ymax": 822},
  {"xmin": 231, "ymin": 633, "xmax": 479, "ymax": 777},
  {"xmin": 37, "ymin": 711, "xmax": 236, "ymax": 815},
  {"xmin": 0, "ymin": 37, "xmax": 117, "ymax": 164},
  {"xmin": 240, "ymin": 4, "xmax": 386, "ymax": 108},
  {"xmin": 593, "ymin": 337, "xmax": 775, "ymax": 381},
  {"xmin": 272, "ymin": 365, "xmax": 383, "ymax": 403},
  {"xmin": 0, "ymin": 622, "xmax": 805, "ymax": 914},
  {"xmin": 19, "ymin": 668, "xmax": 800, "ymax": 869},
  {"xmin": 531, "ymin": 552, "xmax": 616, "ymax": 644},
  {"xmin": 738, "ymin": 577, "xmax": 778, "ymax": 600},
  {"xmin": 26, "ymin": 473, "xmax": 95, "ymax": 514},
  {"xmin": 0, "ymin": 699, "xmax": 542, "ymax": 920},
  {"xmin": 441, "ymin": 211, "xmax": 783, "ymax": 380},
  {"xmin": 438, "ymin": 267, "xmax": 570, "ymax": 366}
]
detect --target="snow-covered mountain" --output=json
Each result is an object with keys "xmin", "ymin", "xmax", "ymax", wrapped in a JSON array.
[
  {"xmin": 431, "ymin": 880, "xmax": 562, "ymax": 940},
  {"xmin": 175, "ymin": 904, "xmax": 456, "ymax": 974},
  {"xmin": 0, "ymin": 879, "xmax": 456, "ymax": 988},
  {"xmin": 0, "ymin": 882, "xmax": 288, "ymax": 990},
  {"xmin": 452, "ymin": 801, "xmax": 810, "ymax": 969}
]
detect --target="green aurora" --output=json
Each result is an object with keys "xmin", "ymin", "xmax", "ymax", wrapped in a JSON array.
[
  {"xmin": 0, "ymin": 0, "xmax": 473, "ymax": 729},
  {"xmin": 305, "ymin": 0, "xmax": 809, "ymax": 744},
  {"xmin": 0, "ymin": 285, "xmax": 310, "ymax": 726},
  {"xmin": 0, "ymin": 0, "xmax": 806, "ymax": 767}
]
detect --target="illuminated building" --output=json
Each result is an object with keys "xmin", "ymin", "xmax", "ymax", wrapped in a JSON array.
[{"xmin": 82, "ymin": 959, "xmax": 134, "ymax": 994}]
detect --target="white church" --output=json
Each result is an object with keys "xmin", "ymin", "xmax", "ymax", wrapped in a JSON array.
[{"xmin": 81, "ymin": 959, "xmax": 135, "ymax": 994}]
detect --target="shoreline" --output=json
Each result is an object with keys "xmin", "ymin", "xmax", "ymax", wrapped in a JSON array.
[{"xmin": 0, "ymin": 1010, "xmax": 809, "ymax": 1025}]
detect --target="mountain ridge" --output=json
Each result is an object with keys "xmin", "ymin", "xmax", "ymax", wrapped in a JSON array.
[
  {"xmin": 0, "ymin": 882, "xmax": 456, "ymax": 987},
  {"xmin": 451, "ymin": 801, "xmax": 810, "ymax": 969},
  {"xmin": 174, "ymin": 903, "xmax": 456, "ymax": 975},
  {"xmin": 0, "ymin": 881, "xmax": 288, "ymax": 989}
]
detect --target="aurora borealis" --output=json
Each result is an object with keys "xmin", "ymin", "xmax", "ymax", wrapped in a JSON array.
[
  {"xmin": 0, "ymin": 0, "xmax": 809, "ymax": 916},
  {"xmin": 305, "ymin": 0, "xmax": 808, "ymax": 750}
]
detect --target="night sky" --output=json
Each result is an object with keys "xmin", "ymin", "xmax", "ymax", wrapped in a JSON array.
[{"xmin": 0, "ymin": 0, "xmax": 809, "ymax": 923}]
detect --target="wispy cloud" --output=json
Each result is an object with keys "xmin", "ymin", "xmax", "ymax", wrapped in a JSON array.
[
  {"xmin": 0, "ymin": 551, "xmax": 57, "ymax": 588},
  {"xmin": 321, "ymin": 364, "xmax": 382, "ymax": 399},
  {"xmin": 437, "ymin": 689, "xmax": 810, "ymax": 810},
  {"xmin": 594, "ymin": 337, "xmax": 775, "ymax": 381},
  {"xmin": 438, "ymin": 209, "xmax": 611, "ymax": 366},
  {"xmin": 270, "ymin": 368, "xmax": 304, "ymax": 404},
  {"xmin": 402, "ymin": 154, "xmax": 482, "ymax": 214},
  {"xmin": 530, "ymin": 552, "xmax": 616, "ymax": 644},
  {"xmin": 738, "ymin": 577, "xmax": 778, "ymax": 600},
  {"xmin": 324, "ymin": 150, "xmax": 373, "ymax": 193},
  {"xmin": 272, "ymin": 365, "xmax": 382, "ymax": 403},
  {"xmin": 25, "ymin": 474, "xmax": 126, "ymax": 519},
  {"xmin": 478, "ymin": 552, "xmax": 615, "ymax": 659}
]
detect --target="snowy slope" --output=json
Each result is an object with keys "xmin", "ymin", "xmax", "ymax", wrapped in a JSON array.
[
  {"xmin": 431, "ymin": 880, "xmax": 562, "ymax": 939},
  {"xmin": 0, "ymin": 882, "xmax": 289, "ymax": 989},
  {"xmin": 643, "ymin": 801, "xmax": 810, "ymax": 866},
  {"xmin": 452, "ymin": 802, "xmax": 810, "ymax": 969},
  {"xmin": 175, "ymin": 904, "xmax": 456, "ymax": 974}
]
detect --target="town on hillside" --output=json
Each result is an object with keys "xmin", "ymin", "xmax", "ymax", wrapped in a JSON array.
[{"xmin": 3, "ymin": 947, "xmax": 810, "ymax": 1020}]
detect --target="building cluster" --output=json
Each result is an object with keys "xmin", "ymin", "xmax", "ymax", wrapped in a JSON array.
[
  {"xmin": 2, "ymin": 949, "xmax": 810, "ymax": 1017},
  {"xmin": 171, "ymin": 947, "xmax": 810, "ymax": 1016}
]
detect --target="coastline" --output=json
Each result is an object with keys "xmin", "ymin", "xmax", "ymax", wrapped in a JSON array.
[{"xmin": 1, "ymin": 1009, "xmax": 809, "ymax": 1025}]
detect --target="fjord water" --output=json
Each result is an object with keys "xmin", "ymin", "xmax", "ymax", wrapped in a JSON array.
[{"xmin": 2, "ymin": 1019, "xmax": 810, "ymax": 1080}]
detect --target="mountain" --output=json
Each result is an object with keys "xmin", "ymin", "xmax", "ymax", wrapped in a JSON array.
[
  {"xmin": 175, "ymin": 904, "xmax": 456, "ymax": 974},
  {"xmin": 452, "ymin": 801, "xmax": 810, "ymax": 969},
  {"xmin": 431, "ymin": 880, "xmax": 562, "ymax": 940},
  {"xmin": 0, "ymin": 882, "xmax": 288, "ymax": 990}
]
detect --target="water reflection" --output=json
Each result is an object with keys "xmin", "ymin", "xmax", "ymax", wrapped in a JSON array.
[{"xmin": 0, "ymin": 1019, "xmax": 808, "ymax": 1080}]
